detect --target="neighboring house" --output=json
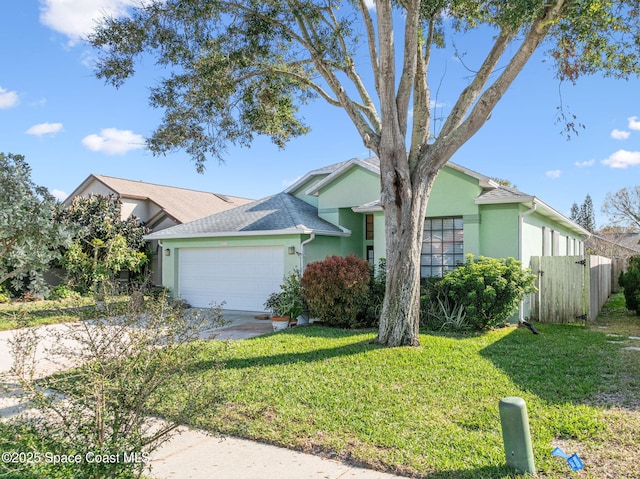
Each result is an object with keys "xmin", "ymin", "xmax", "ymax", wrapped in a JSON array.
[
  {"xmin": 586, "ymin": 229, "xmax": 640, "ymax": 259},
  {"xmin": 64, "ymin": 174, "xmax": 252, "ymax": 284},
  {"xmin": 146, "ymin": 157, "xmax": 590, "ymax": 315}
]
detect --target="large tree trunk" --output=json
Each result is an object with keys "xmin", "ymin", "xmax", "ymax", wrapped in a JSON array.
[{"xmin": 376, "ymin": 144, "xmax": 438, "ymax": 347}]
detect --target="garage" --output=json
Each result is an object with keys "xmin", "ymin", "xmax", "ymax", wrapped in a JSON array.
[{"xmin": 178, "ymin": 246, "xmax": 285, "ymax": 310}]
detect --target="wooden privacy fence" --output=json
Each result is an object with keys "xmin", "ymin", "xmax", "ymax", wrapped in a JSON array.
[{"xmin": 530, "ymin": 255, "xmax": 611, "ymax": 323}]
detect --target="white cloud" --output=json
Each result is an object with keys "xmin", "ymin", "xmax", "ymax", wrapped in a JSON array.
[
  {"xmin": 0, "ymin": 86, "xmax": 19, "ymax": 109},
  {"xmin": 30, "ymin": 98, "xmax": 47, "ymax": 108},
  {"xmin": 602, "ymin": 150, "xmax": 640, "ymax": 169},
  {"xmin": 629, "ymin": 116, "xmax": 640, "ymax": 131},
  {"xmin": 26, "ymin": 122, "xmax": 64, "ymax": 137},
  {"xmin": 39, "ymin": 0, "xmax": 138, "ymax": 44},
  {"xmin": 363, "ymin": 0, "xmax": 376, "ymax": 11},
  {"xmin": 51, "ymin": 189, "xmax": 68, "ymax": 201},
  {"xmin": 82, "ymin": 128, "xmax": 145, "ymax": 155},
  {"xmin": 611, "ymin": 129, "xmax": 630, "ymax": 140},
  {"xmin": 574, "ymin": 159, "xmax": 595, "ymax": 168},
  {"xmin": 545, "ymin": 169, "xmax": 562, "ymax": 179}
]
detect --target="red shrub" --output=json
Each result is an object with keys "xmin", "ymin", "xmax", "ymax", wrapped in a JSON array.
[{"xmin": 301, "ymin": 254, "xmax": 370, "ymax": 327}]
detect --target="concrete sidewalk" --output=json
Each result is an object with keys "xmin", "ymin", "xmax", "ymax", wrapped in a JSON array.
[
  {"xmin": 1, "ymin": 312, "xmax": 406, "ymax": 479},
  {"xmin": 149, "ymin": 428, "xmax": 402, "ymax": 479}
]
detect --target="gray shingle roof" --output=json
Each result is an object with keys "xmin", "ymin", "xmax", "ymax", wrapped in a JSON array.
[
  {"xmin": 145, "ymin": 192, "xmax": 347, "ymax": 239},
  {"xmin": 476, "ymin": 185, "xmax": 534, "ymax": 203}
]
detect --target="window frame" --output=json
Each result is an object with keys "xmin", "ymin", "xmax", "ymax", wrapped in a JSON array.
[{"xmin": 421, "ymin": 217, "xmax": 464, "ymax": 278}]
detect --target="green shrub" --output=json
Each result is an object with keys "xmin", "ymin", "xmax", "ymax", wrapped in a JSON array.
[
  {"xmin": 435, "ymin": 255, "xmax": 537, "ymax": 330},
  {"xmin": 619, "ymin": 255, "xmax": 640, "ymax": 314},
  {"xmin": 421, "ymin": 279, "xmax": 471, "ymax": 331},
  {"xmin": 0, "ymin": 284, "xmax": 10, "ymax": 303},
  {"xmin": 301, "ymin": 254, "xmax": 370, "ymax": 327},
  {"xmin": 45, "ymin": 284, "xmax": 80, "ymax": 301},
  {"xmin": 358, "ymin": 258, "xmax": 386, "ymax": 327},
  {"xmin": 264, "ymin": 269, "xmax": 306, "ymax": 319}
]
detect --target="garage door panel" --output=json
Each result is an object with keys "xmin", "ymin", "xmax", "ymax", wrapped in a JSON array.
[{"xmin": 178, "ymin": 246, "xmax": 284, "ymax": 310}]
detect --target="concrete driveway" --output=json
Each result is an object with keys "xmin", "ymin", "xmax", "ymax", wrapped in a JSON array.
[{"xmin": 211, "ymin": 310, "xmax": 275, "ymax": 339}]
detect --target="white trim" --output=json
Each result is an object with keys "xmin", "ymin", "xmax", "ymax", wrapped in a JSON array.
[
  {"xmin": 352, "ymin": 201, "xmax": 383, "ymax": 213},
  {"xmin": 145, "ymin": 227, "xmax": 351, "ymax": 241},
  {"xmin": 475, "ymin": 195, "xmax": 536, "ymax": 205},
  {"xmin": 446, "ymin": 162, "xmax": 499, "ymax": 189},
  {"xmin": 305, "ymin": 159, "xmax": 380, "ymax": 196}
]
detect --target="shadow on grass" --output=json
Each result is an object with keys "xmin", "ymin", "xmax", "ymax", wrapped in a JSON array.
[
  {"xmin": 479, "ymin": 322, "xmax": 620, "ymax": 406},
  {"xmin": 191, "ymin": 325, "xmax": 383, "ymax": 372},
  {"xmin": 418, "ymin": 465, "xmax": 519, "ymax": 479}
]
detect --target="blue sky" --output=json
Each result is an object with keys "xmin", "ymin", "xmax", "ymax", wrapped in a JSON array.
[{"xmin": 2, "ymin": 1, "xmax": 640, "ymax": 228}]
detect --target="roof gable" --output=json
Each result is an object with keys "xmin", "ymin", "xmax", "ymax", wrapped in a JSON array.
[{"xmin": 65, "ymin": 174, "xmax": 252, "ymax": 225}]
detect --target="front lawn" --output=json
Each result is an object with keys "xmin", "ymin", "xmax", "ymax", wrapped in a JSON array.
[
  {"xmin": 2, "ymin": 294, "xmax": 638, "ymax": 478},
  {"xmin": 0, "ymin": 297, "xmax": 94, "ymax": 331},
  {"xmin": 155, "ymin": 297, "xmax": 639, "ymax": 479}
]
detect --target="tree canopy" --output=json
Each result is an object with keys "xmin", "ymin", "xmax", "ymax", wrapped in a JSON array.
[
  {"xmin": 90, "ymin": 0, "xmax": 640, "ymax": 171},
  {"xmin": 0, "ymin": 153, "xmax": 73, "ymax": 294},
  {"xmin": 89, "ymin": 0, "xmax": 640, "ymax": 346},
  {"xmin": 570, "ymin": 193, "xmax": 596, "ymax": 232},
  {"xmin": 58, "ymin": 195, "xmax": 150, "ymax": 294},
  {"xmin": 603, "ymin": 186, "xmax": 640, "ymax": 230}
]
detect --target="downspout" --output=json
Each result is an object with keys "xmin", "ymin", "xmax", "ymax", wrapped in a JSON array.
[
  {"xmin": 518, "ymin": 203, "xmax": 537, "ymax": 325},
  {"xmin": 299, "ymin": 233, "xmax": 316, "ymax": 271}
]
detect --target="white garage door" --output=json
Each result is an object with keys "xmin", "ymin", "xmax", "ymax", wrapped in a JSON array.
[{"xmin": 178, "ymin": 246, "xmax": 284, "ymax": 310}]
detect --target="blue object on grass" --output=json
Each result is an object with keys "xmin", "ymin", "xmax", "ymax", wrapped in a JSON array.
[
  {"xmin": 567, "ymin": 453, "xmax": 585, "ymax": 471},
  {"xmin": 552, "ymin": 447, "xmax": 584, "ymax": 471}
]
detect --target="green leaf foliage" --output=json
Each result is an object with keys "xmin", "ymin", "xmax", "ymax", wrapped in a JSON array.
[
  {"xmin": 58, "ymin": 195, "xmax": 150, "ymax": 293},
  {"xmin": 0, "ymin": 153, "xmax": 74, "ymax": 294},
  {"xmin": 436, "ymin": 255, "xmax": 537, "ymax": 330},
  {"xmin": 87, "ymin": 0, "xmax": 640, "ymax": 172},
  {"xmin": 618, "ymin": 255, "xmax": 640, "ymax": 315}
]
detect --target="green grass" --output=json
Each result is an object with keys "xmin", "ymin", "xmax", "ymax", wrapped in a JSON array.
[
  {"xmin": 152, "ymin": 303, "xmax": 640, "ymax": 479},
  {"xmin": 0, "ymin": 296, "xmax": 134, "ymax": 331},
  {"xmin": 3, "ymin": 293, "xmax": 639, "ymax": 478},
  {"xmin": 0, "ymin": 297, "xmax": 96, "ymax": 330},
  {"xmin": 595, "ymin": 291, "xmax": 640, "ymax": 337}
]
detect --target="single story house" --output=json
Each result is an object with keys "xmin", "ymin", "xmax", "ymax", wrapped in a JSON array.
[
  {"xmin": 64, "ymin": 174, "xmax": 252, "ymax": 284},
  {"xmin": 146, "ymin": 158, "xmax": 590, "ymax": 316}
]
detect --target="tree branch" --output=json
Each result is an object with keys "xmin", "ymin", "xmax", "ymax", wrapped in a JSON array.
[
  {"xmin": 286, "ymin": 0, "xmax": 379, "ymax": 150},
  {"xmin": 439, "ymin": 29, "xmax": 515, "ymax": 139},
  {"xmin": 409, "ymin": 15, "xmax": 437, "ymax": 172},
  {"xmin": 396, "ymin": 0, "xmax": 421, "ymax": 138},
  {"xmin": 435, "ymin": 0, "xmax": 567, "ymax": 168},
  {"xmin": 356, "ymin": 0, "xmax": 380, "ymax": 94}
]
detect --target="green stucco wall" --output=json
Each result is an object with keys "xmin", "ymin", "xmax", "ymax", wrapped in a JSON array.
[
  {"xmin": 317, "ymin": 167, "xmax": 380, "ymax": 210},
  {"xmin": 478, "ymin": 204, "xmax": 520, "ymax": 259},
  {"xmin": 289, "ymin": 174, "xmax": 330, "ymax": 207},
  {"xmin": 426, "ymin": 167, "xmax": 483, "ymax": 217}
]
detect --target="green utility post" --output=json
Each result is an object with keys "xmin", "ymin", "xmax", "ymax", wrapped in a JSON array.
[{"xmin": 499, "ymin": 396, "xmax": 536, "ymax": 474}]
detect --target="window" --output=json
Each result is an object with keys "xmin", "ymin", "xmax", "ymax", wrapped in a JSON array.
[
  {"xmin": 366, "ymin": 245, "xmax": 374, "ymax": 265},
  {"xmin": 365, "ymin": 214, "xmax": 374, "ymax": 240},
  {"xmin": 421, "ymin": 217, "xmax": 464, "ymax": 278}
]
